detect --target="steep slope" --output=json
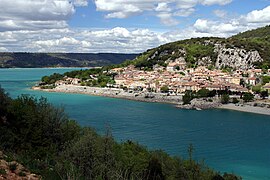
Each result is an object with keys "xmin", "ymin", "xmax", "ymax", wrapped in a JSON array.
[{"xmin": 129, "ymin": 26, "xmax": 270, "ymax": 70}]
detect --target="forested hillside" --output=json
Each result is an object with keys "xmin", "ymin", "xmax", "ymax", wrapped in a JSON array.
[{"xmin": 0, "ymin": 52, "xmax": 138, "ymax": 68}]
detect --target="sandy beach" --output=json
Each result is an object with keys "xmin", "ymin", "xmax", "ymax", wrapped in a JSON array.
[
  {"xmin": 32, "ymin": 84, "xmax": 183, "ymax": 105},
  {"xmin": 33, "ymin": 85, "xmax": 270, "ymax": 116},
  {"xmin": 219, "ymin": 104, "xmax": 270, "ymax": 116}
]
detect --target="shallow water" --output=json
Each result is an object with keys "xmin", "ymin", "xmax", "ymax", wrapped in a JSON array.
[{"xmin": 0, "ymin": 68, "xmax": 269, "ymax": 179}]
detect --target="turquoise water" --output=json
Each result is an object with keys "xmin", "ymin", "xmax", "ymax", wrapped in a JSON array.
[{"xmin": 0, "ymin": 68, "xmax": 270, "ymax": 179}]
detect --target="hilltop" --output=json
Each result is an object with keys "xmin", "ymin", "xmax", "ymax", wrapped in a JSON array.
[
  {"xmin": 0, "ymin": 52, "xmax": 138, "ymax": 68},
  {"xmin": 125, "ymin": 25, "xmax": 270, "ymax": 71}
]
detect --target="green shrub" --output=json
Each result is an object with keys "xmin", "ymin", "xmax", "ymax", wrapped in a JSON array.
[
  {"xmin": 18, "ymin": 171, "xmax": 26, "ymax": 177},
  {"xmin": 8, "ymin": 163, "xmax": 17, "ymax": 171},
  {"xmin": 0, "ymin": 169, "xmax": 6, "ymax": 175},
  {"xmin": 221, "ymin": 94, "xmax": 230, "ymax": 104},
  {"xmin": 232, "ymin": 98, "xmax": 239, "ymax": 104}
]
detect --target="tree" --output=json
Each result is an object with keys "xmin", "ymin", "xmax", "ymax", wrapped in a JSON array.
[
  {"xmin": 220, "ymin": 94, "xmax": 230, "ymax": 104},
  {"xmin": 260, "ymin": 91, "xmax": 268, "ymax": 99},
  {"xmin": 183, "ymin": 91, "xmax": 194, "ymax": 105},
  {"xmin": 197, "ymin": 88, "xmax": 210, "ymax": 98},
  {"xmin": 262, "ymin": 76, "xmax": 270, "ymax": 85},
  {"xmin": 242, "ymin": 92, "xmax": 254, "ymax": 102},
  {"xmin": 232, "ymin": 98, "xmax": 239, "ymax": 104},
  {"xmin": 160, "ymin": 86, "xmax": 169, "ymax": 93},
  {"xmin": 252, "ymin": 85, "xmax": 262, "ymax": 94}
]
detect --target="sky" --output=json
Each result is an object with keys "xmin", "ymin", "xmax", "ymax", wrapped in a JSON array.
[{"xmin": 0, "ymin": 0, "xmax": 269, "ymax": 53}]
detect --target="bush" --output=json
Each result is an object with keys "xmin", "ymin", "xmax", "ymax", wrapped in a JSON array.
[
  {"xmin": 221, "ymin": 94, "xmax": 230, "ymax": 104},
  {"xmin": 8, "ymin": 163, "xmax": 17, "ymax": 172},
  {"xmin": 232, "ymin": 98, "xmax": 239, "ymax": 104},
  {"xmin": 183, "ymin": 91, "xmax": 194, "ymax": 105},
  {"xmin": 242, "ymin": 92, "xmax": 254, "ymax": 102},
  {"xmin": 0, "ymin": 169, "xmax": 6, "ymax": 175},
  {"xmin": 160, "ymin": 86, "xmax": 169, "ymax": 93},
  {"xmin": 197, "ymin": 88, "xmax": 210, "ymax": 98}
]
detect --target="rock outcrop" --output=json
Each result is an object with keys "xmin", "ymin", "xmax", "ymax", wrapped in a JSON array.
[
  {"xmin": 0, "ymin": 151, "xmax": 40, "ymax": 180},
  {"xmin": 214, "ymin": 44, "xmax": 263, "ymax": 70}
]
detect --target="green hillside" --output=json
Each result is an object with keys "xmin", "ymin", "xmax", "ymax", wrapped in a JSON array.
[{"xmin": 122, "ymin": 26, "xmax": 270, "ymax": 70}]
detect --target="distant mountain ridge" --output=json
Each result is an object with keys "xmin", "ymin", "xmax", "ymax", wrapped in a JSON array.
[{"xmin": 0, "ymin": 52, "xmax": 138, "ymax": 68}]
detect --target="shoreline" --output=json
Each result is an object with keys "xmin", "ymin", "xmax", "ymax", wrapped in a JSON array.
[
  {"xmin": 32, "ymin": 85, "xmax": 183, "ymax": 105},
  {"xmin": 32, "ymin": 85, "xmax": 270, "ymax": 116},
  {"xmin": 218, "ymin": 104, "xmax": 270, "ymax": 116}
]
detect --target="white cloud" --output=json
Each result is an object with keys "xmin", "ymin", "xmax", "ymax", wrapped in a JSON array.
[
  {"xmin": 155, "ymin": 3, "xmax": 171, "ymax": 12},
  {"xmin": 200, "ymin": 0, "xmax": 232, "ymax": 6},
  {"xmin": 94, "ymin": 0, "xmax": 233, "ymax": 26},
  {"xmin": 0, "ymin": 47, "xmax": 8, "ymax": 52},
  {"xmin": 192, "ymin": 6, "xmax": 270, "ymax": 37},
  {"xmin": 174, "ymin": 8, "xmax": 195, "ymax": 17},
  {"xmin": 194, "ymin": 19, "xmax": 241, "ymax": 35},
  {"xmin": 245, "ymin": 6, "xmax": 270, "ymax": 23},
  {"xmin": 73, "ymin": 0, "xmax": 88, "ymax": 7},
  {"xmin": 157, "ymin": 13, "xmax": 179, "ymax": 26},
  {"xmin": 0, "ymin": 3, "xmax": 270, "ymax": 54},
  {"xmin": 213, "ymin": 9, "xmax": 227, "ymax": 18},
  {"xmin": 0, "ymin": 0, "xmax": 76, "ymax": 31}
]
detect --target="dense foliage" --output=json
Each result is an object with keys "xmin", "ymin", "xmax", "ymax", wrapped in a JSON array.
[
  {"xmin": 0, "ymin": 86, "xmax": 241, "ymax": 180},
  {"xmin": 0, "ymin": 52, "xmax": 138, "ymax": 68}
]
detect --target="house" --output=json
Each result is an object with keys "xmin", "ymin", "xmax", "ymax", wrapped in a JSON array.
[
  {"xmin": 247, "ymin": 77, "xmax": 256, "ymax": 86},
  {"xmin": 71, "ymin": 78, "xmax": 81, "ymax": 85}
]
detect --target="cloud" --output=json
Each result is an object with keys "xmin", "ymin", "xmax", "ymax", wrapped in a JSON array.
[
  {"xmin": 0, "ymin": 47, "xmax": 8, "ymax": 52},
  {"xmin": 213, "ymin": 9, "xmax": 227, "ymax": 18},
  {"xmin": 193, "ymin": 6, "xmax": 270, "ymax": 36},
  {"xmin": 245, "ymin": 6, "xmax": 270, "ymax": 23},
  {"xmin": 73, "ymin": 0, "xmax": 88, "ymax": 7},
  {"xmin": 0, "ymin": 0, "xmax": 77, "ymax": 31},
  {"xmin": 155, "ymin": 3, "xmax": 171, "ymax": 12},
  {"xmin": 0, "ymin": 3, "xmax": 269, "ymax": 54},
  {"xmin": 157, "ymin": 13, "xmax": 179, "ymax": 26},
  {"xmin": 193, "ymin": 19, "xmax": 243, "ymax": 36},
  {"xmin": 200, "ymin": 0, "xmax": 232, "ymax": 6},
  {"xmin": 94, "ymin": 0, "xmax": 233, "ymax": 26},
  {"xmin": 174, "ymin": 8, "xmax": 195, "ymax": 17}
]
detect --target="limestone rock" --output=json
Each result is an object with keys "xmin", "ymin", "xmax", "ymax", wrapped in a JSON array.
[{"xmin": 214, "ymin": 44, "xmax": 263, "ymax": 70}]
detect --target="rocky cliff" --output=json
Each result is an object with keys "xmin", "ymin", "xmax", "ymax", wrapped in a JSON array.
[{"xmin": 214, "ymin": 44, "xmax": 263, "ymax": 70}]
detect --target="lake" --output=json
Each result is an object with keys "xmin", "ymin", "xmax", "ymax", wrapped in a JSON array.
[{"xmin": 0, "ymin": 68, "xmax": 269, "ymax": 179}]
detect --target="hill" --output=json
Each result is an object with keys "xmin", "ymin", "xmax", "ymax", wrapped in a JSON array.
[
  {"xmin": 0, "ymin": 52, "xmax": 138, "ymax": 68},
  {"xmin": 126, "ymin": 26, "xmax": 270, "ymax": 70}
]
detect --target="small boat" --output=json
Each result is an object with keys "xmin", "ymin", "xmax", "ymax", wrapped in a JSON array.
[{"xmin": 196, "ymin": 108, "xmax": 202, "ymax": 111}]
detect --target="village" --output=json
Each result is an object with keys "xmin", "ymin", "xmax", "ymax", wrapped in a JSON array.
[
  {"xmin": 52, "ymin": 58, "xmax": 270, "ymax": 97},
  {"xmin": 109, "ymin": 59, "xmax": 270, "ymax": 95}
]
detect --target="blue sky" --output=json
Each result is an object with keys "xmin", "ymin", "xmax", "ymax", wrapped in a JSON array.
[{"xmin": 0, "ymin": 0, "xmax": 269, "ymax": 53}]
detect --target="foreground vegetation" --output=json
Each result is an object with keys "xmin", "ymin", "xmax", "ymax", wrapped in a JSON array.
[{"xmin": 0, "ymin": 86, "xmax": 240, "ymax": 179}]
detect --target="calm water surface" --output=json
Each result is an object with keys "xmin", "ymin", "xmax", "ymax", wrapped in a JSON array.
[{"xmin": 0, "ymin": 68, "xmax": 269, "ymax": 180}]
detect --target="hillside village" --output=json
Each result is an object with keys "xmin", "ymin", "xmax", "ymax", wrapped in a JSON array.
[{"xmin": 53, "ymin": 61, "xmax": 270, "ymax": 96}]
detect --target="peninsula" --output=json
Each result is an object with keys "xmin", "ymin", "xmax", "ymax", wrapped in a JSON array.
[{"xmin": 34, "ymin": 26, "xmax": 270, "ymax": 115}]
